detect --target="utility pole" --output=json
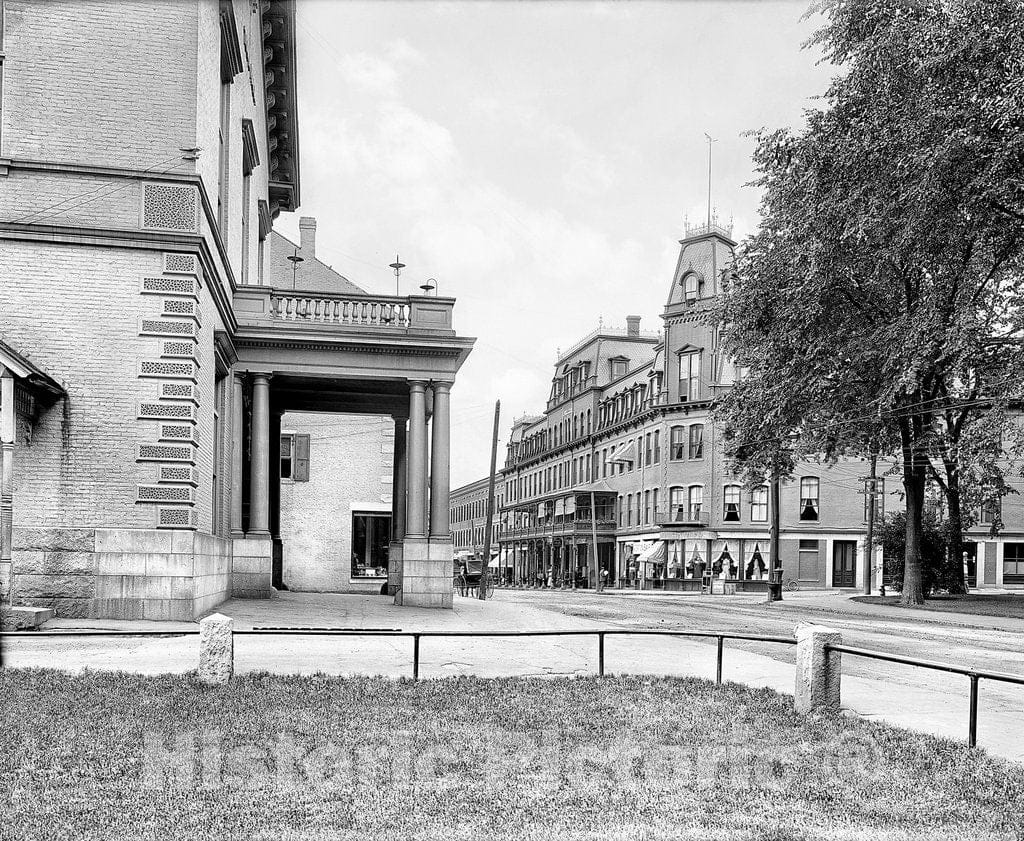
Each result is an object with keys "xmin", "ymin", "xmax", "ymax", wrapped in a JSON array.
[
  {"xmin": 478, "ymin": 400, "xmax": 501, "ymax": 600},
  {"xmin": 769, "ymin": 460, "xmax": 782, "ymax": 602},
  {"xmin": 864, "ymin": 454, "xmax": 878, "ymax": 595}
]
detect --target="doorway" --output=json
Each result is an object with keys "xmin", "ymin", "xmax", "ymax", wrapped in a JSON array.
[{"xmin": 832, "ymin": 540, "xmax": 857, "ymax": 588}]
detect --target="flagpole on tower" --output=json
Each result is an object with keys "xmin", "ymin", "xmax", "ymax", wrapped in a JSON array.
[{"xmin": 704, "ymin": 132, "xmax": 716, "ymax": 228}]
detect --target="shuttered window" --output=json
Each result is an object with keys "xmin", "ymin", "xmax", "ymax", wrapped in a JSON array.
[{"xmin": 293, "ymin": 433, "xmax": 310, "ymax": 481}]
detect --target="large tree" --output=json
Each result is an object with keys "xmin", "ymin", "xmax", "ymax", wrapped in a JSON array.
[{"xmin": 712, "ymin": 0, "xmax": 1024, "ymax": 605}]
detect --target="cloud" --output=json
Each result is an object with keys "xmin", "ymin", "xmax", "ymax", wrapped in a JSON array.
[
  {"xmin": 339, "ymin": 53, "xmax": 400, "ymax": 96},
  {"xmin": 337, "ymin": 40, "xmax": 424, "ymax": 97}
]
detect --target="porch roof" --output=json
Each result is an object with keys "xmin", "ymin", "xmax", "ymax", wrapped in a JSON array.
[{"xmin": 0, "ymin": 340, "xmax": 64, "ymax": 400}]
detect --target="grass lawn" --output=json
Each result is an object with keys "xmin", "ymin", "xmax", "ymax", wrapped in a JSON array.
[
  {"xmin": 1, "ymin": 671, "xmax": 1022, "ymax": 841},
  {"xmin": 853, "ymin": 594, "xmax": 1024, "ymax": 619}
]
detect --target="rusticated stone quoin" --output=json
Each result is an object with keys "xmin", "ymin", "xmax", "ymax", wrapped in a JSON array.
[
  {"xmin": 198, "ymin": 613, "xmax": 233, "ymax": 684},
  {"xmin": 794, "ymin": 624, "xmax": 842, "ymax": 713}
]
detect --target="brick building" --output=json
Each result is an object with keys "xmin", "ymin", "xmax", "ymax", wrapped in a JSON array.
[
  {"xmin": 449, "ymin": 474, "xmax": 505, "ymax": 577},
  {"xmin": 0, "ymin": 0, "xmax": 474, "ymax": 621},
  {"xmin": 498, "ymin": 220, "xmax": 1024, "ymax": 592}
]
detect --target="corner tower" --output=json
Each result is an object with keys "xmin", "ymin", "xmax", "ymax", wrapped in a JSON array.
[{"xmin": 661, "ymin": 218, "xmax": 736, "ymax": 405}]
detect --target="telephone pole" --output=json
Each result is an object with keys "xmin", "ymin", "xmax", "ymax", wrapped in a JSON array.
[
  {"xmin": 478, "ymin": 400, "xmax": 501, "ymax": 600},
  {"xmin": 769, "ymin": 460, "xmax": 782, "ymax": 602},
  {"xmin": 864, "ymin": 454, "xmax": 878, "ymax": 595}
]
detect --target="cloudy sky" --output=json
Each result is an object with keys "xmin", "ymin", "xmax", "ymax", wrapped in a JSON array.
[{"xmin": 276, "ymin": 0, "xmax": 837, "ymax": 487}]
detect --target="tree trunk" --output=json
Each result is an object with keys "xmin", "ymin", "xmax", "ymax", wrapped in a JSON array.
[
  {"xmin": 899, "ymin": 419, "xmax": 926, "ymax": 606},
  {"xmin": 943, "ymin": 465, "xmax": 967, "ymax": 595}
]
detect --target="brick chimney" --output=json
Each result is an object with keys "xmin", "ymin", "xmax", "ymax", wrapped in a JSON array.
[
  {"xmin": 299, "ymin": 216, "xmax": 317, "ymax": 260},
  {"xmin": 626, "ymin": 315, "xmax": 641, "ymax": 337}
]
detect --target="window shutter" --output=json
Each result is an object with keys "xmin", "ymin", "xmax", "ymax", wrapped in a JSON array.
[{"xmin": 294, "ymin": 434, "xmax": 310, "ymax": 481}]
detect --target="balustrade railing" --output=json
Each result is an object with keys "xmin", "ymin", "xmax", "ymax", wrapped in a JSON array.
[{"xmin": 271, "ymin": 293, "xmax": 411, "ymax": 327}]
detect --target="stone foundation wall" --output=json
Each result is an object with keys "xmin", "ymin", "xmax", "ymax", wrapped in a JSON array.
[{"xmin": 10, "ymin": 526, "xmax": 230, "ymax": 620}]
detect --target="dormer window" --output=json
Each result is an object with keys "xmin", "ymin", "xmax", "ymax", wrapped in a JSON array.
[
  {"xmin": 609, "ymin": 357, "xmax": 629, "ymax": 379},
  {"xmin": 681, "ymin": 272, "xmax": 703, "ymax": 303}
]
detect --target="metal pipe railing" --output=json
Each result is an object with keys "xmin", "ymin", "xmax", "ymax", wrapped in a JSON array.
[
  {"xmin": 827, "ymin": 643, "xmax": 1024, "ymax": 748},
  {"xmin": 7, "ymin": 628, "xmax": 1020, "ymax": 751}
]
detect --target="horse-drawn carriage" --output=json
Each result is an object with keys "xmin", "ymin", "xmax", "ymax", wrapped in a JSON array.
[{"xmin": 453, "ymin": 558, "xmax": 494, "ymax": 599}]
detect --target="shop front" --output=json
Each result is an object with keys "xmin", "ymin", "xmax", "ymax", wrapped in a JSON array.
[{"xmin": 660, "ymin": 535, "xmax": 774, "ymax": 593}]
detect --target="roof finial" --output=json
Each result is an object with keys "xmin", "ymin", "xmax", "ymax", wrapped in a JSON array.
[{"xmin": 389, "ymin": 254, "xmax": 406, "ymax": 296}]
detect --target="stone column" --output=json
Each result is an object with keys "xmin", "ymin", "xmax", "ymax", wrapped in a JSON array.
[
  {"xmin": 405, "ymin": 381, "xmax": 428, "ymax": 538},
  {"xmin": 248, "ymin": 373, "xmax": 271, "ymax": 536},
  {"xmin": 429, "ymin": 382, "xmax": 451, "ymax": 538},
  {"xmin": 388, "ymin": 416, "xmax": 408, "ymax": 596},
  {"xmin": 0, "ymin": 367, "xmax": 14, "ymax": 604},
  {"xmin": 229, "ymin": 373, "xmax": 245, "ymax": 538},
  {"xmin": 795, "ymin": 624, "xmax": 843, "ymax": 713},
  {"xmin": 392, "ymin": 418, "xmax": 408, "ymax": 542}
]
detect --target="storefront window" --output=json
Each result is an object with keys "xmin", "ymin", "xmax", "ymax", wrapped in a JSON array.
[
  {"xmin": 351, "ymin": 512, "xmax": 391, "ymax": 578},
  {"xmin": 1004, "ymin": 543, "xmax": 1024, "ymax": 584}
]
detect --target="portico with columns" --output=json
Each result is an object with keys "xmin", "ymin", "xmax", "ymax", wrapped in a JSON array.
[{"xmin": 228, "ymin": 286, "xmax": 473, "ymax": 609}]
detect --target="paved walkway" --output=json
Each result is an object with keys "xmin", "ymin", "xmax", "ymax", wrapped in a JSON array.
[{"xmin": 4, "ymin": 590, "xmax": 1023, "ymax": 763}]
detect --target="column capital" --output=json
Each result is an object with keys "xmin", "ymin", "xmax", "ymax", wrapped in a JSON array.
[
  {"xmin": 252, "ymin": 372, "xmax": 273, "ymax": 384},
  {"xmin": 408, "ymin": 379, "xmax": 428, "ymax": 391},
  {"xmin": 430, "ymin": 380, "xmax": 454, "ymax": 393}
]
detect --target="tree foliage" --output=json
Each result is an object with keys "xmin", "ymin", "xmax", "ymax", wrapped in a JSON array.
[{"xmin": 711, "ymin": 0, "xmax": 1024, "ymax": 605}]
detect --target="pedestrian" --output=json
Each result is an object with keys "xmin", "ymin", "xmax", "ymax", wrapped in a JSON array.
[{"xmin": 457, "ymin": 563, "xmax": 468, "ymax": 597}]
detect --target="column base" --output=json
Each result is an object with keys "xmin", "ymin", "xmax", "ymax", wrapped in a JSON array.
[
  {"xmin": 395, "ymin": 536, "xmax": 453, "ymax": 609},
  {"xmin": 231, "ymin": 536, "xmax": 274, "ymax": 599}
]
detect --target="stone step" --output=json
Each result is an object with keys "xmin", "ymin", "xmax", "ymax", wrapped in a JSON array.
[{"xmin": 1, "ymin": 606, "xmax": 55, "ymax": 630}]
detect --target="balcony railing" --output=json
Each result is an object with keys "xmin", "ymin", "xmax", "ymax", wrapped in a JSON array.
[
  {"xmin": 657, "ymin": 506, "xmax": 710, "ymax": 527},
  {"xmin": 271, "ymin": 293, "xmax": 410, "ymax": 327},
  {"xmin": 232, "ymin": 287, "xmax": 456, "ymax": 334}
]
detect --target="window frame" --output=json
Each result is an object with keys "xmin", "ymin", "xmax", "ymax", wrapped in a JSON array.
[{"xmin": 799, "ymin": 477, "xmax": 820, "ymax": 522}]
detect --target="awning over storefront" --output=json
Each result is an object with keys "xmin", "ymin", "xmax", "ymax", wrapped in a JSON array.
[
  {"xmin": 607, "ymin": 439, "xmax": 636, "ymax": 464},
  {"xmin": 636, "ymin": 541, "xmax": 666, "ymax": 566}
]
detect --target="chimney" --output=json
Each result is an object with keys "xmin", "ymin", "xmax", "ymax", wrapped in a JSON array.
[
  {"xmin": 299, "ymin": 216, "xmax": 317, "ymax": 260},
  {"xmin": 626, "ymin": 315, "xmax": 641, "ymax": 337}
]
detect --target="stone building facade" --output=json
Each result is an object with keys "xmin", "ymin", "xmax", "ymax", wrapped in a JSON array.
[
  {"xmin": 498, "ymin": 221, "xmax": 1024, "ymax": 592},
  {"xmin": 0, "ymin": 0, "xmax": 473, "ymax": 621},
  {"xmin": 449, "ymin": 474, "xmax": 505, "ymax": 574}
]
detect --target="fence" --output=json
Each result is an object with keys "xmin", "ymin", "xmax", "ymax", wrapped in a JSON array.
[
  {"xmin": 825, "ymin": 643, "xmax": 1024, "ymax": 748},
  {"xmin": 3, "ymin": 624, "xmax": 1021, "ymax": 752}
]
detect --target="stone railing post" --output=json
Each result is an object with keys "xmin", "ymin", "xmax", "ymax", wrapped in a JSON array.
[
  {"xmin": 794, "ymin": 623, "xmax": 842, "ymax": 713},
  {"xmin": 199, "ymin": 613, "xmax": 234, "ymax": 684}
]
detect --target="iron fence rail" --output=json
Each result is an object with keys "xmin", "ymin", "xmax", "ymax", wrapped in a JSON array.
[
  {"xmin": 4, "ymin": 629, "xmax": 1022, "ymax": 751},
  {"xmin": 825, "ymin": 643, "xmax": 1024, "ymax": 748},
  {"xmin": 1, "ymin": 628, "xmax": 795, "ymax": 683}
]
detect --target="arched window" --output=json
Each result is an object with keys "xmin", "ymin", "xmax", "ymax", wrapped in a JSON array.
[
  {"xmin": 750, "ymin": 486, "xmax": 769, "ymax": 522},
  {"xmin": 723, "ymin": 485, "xmax": 741, "ymax": 522},
  {"xmin": 688, "ymin": 424, "xmax": 704, "ymax": 459},
  {"xmin": 687, "ymin": 485, "xmax": 704, "ymax": 521},
  {"xmin": 800, "ymin": 477, "xmax": 820, "ymax": 521},
  {"xmin": 670, "ymin": 426, "xmax": 685, "ymax": 460},
  {"xmin": 669, "ymin": 486, "xmax": 685, "ymax": 519},
  {"xmin": 682, "ymin": 272, "xmax": 702, "ymax": 302}
]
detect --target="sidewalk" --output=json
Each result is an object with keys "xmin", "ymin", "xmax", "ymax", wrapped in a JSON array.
[{"xmin": 4, "ymin": 591, "xmax": 1022, "ymax": 763}]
